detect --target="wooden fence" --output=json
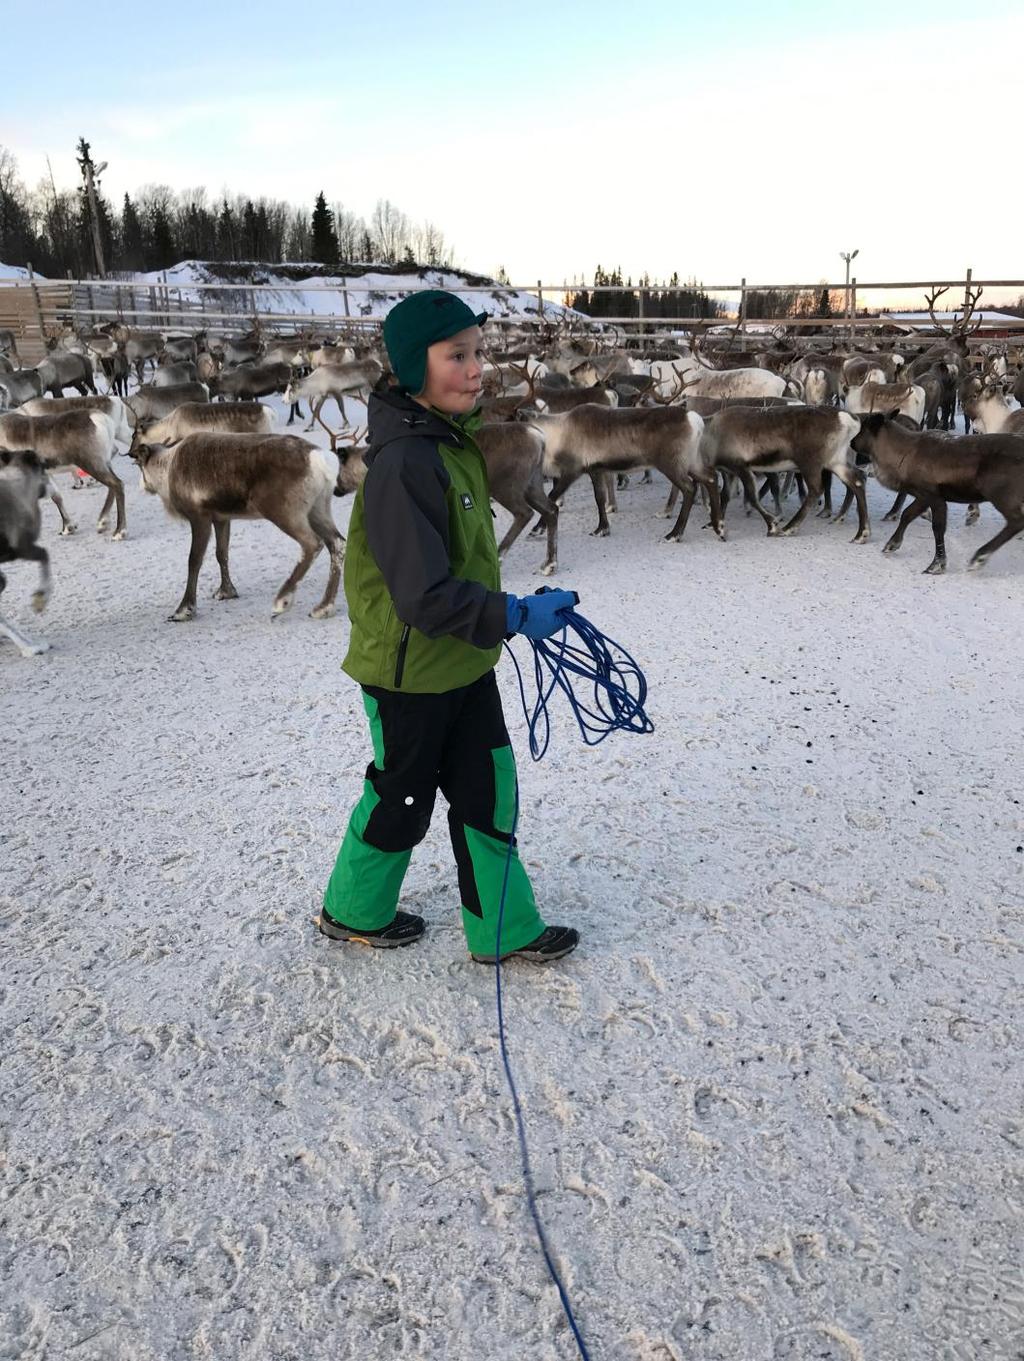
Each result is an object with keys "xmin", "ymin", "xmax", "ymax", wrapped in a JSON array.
[{"xmin": 2, "ymin": 271, "xmax": 1023, "ymax": 353}]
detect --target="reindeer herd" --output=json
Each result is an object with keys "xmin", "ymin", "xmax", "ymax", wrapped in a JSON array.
[{"xmin": 1, "ymin": 283, "xmax": 1023, "ymax": 657}]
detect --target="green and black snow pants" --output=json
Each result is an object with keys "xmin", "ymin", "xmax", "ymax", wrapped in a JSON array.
[{"xmin": 324, "ymin": 670, "xmax": 546, "ymax": 956}]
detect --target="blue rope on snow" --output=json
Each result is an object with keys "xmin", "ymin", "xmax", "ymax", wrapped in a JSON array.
[{"xmin": 492, "ymin": 608, "xmax": 654, "ymax": 1359}]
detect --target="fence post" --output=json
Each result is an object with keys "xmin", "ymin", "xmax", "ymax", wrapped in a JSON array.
[
  {"xmin": 536, "ymin": 278, "xmax": 544, "ymax": 326},
  {"xmin": 850, "ymin": 277, "xmax": 857, "ymax": 345},
  {"xmin": 739, "ymin": 277, "xmax": 747, "ymax": 337},
  {"xmin": 637, "ymin": 286, "xmax": 645, "ymax": 345},
  {"xmin": 963, "ymin": 266, "xmax": 973, "ymax": 316},
  {"xmin": 27, "ymin": 262, "xmax": 45, "ymax": 349}
]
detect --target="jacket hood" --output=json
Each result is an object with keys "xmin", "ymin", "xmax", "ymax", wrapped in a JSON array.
[{"xmin": 365, "ymin": 389, "xmax": 477, "ymax": 468}]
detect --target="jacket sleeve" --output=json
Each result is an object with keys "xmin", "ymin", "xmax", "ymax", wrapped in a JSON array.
[{"xmin": 362, "ymin": 439, "xmax": 509, "ymax": 649}]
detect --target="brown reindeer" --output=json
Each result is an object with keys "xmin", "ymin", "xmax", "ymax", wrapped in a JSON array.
[
  {"xmin": 851, "ymin": 412, "xmax": 1024, "ymax": 573},
  {"xmin": 129, "ymin": 433, "xmax": 345, "ymax": 621}
]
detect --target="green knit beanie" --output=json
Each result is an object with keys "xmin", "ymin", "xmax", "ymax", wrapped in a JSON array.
[{"xmin": 383, "ymin": 290, "xmax": 487, "ymax": 395}]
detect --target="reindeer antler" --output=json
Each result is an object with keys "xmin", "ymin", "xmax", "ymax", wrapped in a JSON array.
[
  {"xmin": 956, "ymin": 284, "xmax": 985, "ymax": 337},
  {"xmin": 925, "ymin": 286, "xmax": 953, "ymax": 336}
]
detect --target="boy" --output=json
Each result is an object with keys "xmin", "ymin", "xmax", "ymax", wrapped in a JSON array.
[{"xmin": 319, "ymin": 290, "xmax": 580, "ymax": 964}]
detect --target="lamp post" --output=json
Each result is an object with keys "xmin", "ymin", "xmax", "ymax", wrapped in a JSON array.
[{"xmin": 840, "ymin": 249, "xmax": 858, "ymax": 344}]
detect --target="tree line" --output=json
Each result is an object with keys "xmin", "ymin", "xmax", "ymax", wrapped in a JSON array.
[
  {"xmin": 567, "ymin": 267, "xmax": 723, "ymax": 321},
  {"xmin": 567, "ymin": 270, "xmax": 844, "ymax": 322},
  {"xmin": 0, "ymin": 140, "xmax": 454, "ymax": 279}
]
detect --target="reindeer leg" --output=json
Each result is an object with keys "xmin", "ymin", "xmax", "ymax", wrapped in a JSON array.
[
  {"xmin": 531, "ymin": 473, "xmax": 576, "ymax": 537},
  {"xmin": 882, "ymin": 490, "xmax": 908, "ymax": 522},
  {"xmin": 604, "ymin": 472, "xmax": 618, "ymax": 515},
  {"xmin": 532, "ymin": 491, "xmax": 559, "ymax": 576},
  {"xmin": 967, "ymin": 514, "xmax": 1024, "ymax": 572},
  {"xmin": 657, "ymin": 483, "xmax": 679, "ymax": 519},
  {"xmin": 817, "ymin": 469, "xmax": 833, "ymax": 518},
  {"xmin": 589, "ymin": 469, "xmax": 611, "ymax": 536},
  {"xmin": 777, "ymin": 469, "xmax": 821, "ymax": 536},
  {"xmin": 212, "ymin": 520, "xmax": 239, "ymax": 600},
  {"xmin": 170, "ymin": 516, "xmax": 212, "ymax": 621},
  {"xmin": 965, "ymin": 502, "xmax": 980, "ymax": 526},
  {"xmin": 737, "ymin": 467, "xmax": 780, "ymax": 534},
  {"xmin": 882, "ymin": 496, "xmax": 929, "ymax": 556},
  {"xmin": 46, "ymin": 477, "xmax": 77, "ymax": 535},
  {"xmin": 269, "ymin": 519, "xmax": 323, "ymax": 617},
  {"xmin": 828, "ymin": 465, "xmax": 870, "ymax": 543},
  {"xmin": 923, "ymin": 496, "xmax": 948, "ymax": 574},
  {"xmin": 94, "ymin": 465, "xmax": 127, "ymax": 539},
  {"xmin": 307, "ymin": 497, "xmax": 345, "ymax": 618},
  {"xmin": 304, "ymin": 396, "xmax": 320, "ymax": 433}
]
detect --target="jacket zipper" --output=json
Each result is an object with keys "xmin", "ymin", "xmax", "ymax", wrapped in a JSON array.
[{"xmin": 393, "ymin": 624, "xmax": 411, "ymax": 688}]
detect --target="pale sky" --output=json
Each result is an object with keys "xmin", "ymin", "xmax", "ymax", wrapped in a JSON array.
[{"xmin": 3, "ymin": 0, "xmax": 1023, "ymax": 303}]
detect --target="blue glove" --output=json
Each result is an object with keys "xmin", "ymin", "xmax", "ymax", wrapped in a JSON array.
[{"xmin": 505, "ymin": 588, "xmax": 579, "ymax": 640}]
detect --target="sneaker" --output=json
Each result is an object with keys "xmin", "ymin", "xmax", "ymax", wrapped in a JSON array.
[
  {"xmin": 317, "ymin": 907, "xmax": 425, "ymax": 948},
  {"xmin": 471, "ymin": 925, "xmax": 579, "ymax": 965}
]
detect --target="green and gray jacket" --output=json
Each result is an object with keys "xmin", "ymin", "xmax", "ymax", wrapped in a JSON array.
[{"xmin": 342, "ymin": 389, "xmax": 508, "ymax": 694}]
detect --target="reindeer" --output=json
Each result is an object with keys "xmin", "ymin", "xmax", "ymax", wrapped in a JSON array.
[
  {"xmin": 135, "ymin": 401, "xmax": 275, "ymax": 446},
  {"xmin": 36, "ymin": 350, "xmax": 96, "ymax": 398},
  {"xmin": 851, "ymin": 412, "xmax": 1024, "ymax": 573},
  {"xmin": 696, "ymin": 406, "xmax": 869, "ymax": 542},
  {"xmin": 152, "ymin": 361, "xmax": 198, "ymax": 388},
  {"xmin": 0, "ymin": 368, "xmax": 44, "ymax": 409},
  {"xmin": 283, "ymin": 359, "xmax": 384, "ymax": 432},
  {"xmin": 128, "ymin": 433, "xmax": 345, "ymax": 621},
  {"xmin": 100, "ymin": 322, "xmax": 164, "ymax": 384},
  {"xmin": 0, "ymin": 410, "xmax": 125, "ymax": 538},
  {"xmin": 160, "ymin": 335, "xmax": 199, "ymax": 364},
  {"xmin": 475, "ymin": 422, "xmax": 559, "ymax": 574},
  {"xmin": 21, "ymin": 394, "xmax": 134, "ymax": 448},
  {"xmin": 126, "ymin": 381, "xmax": 210, "ymax": 426},
  {"xmin": 209, "ymin": 360, "xmax": 293, "ymax": 405},
  {"xmin": 0, "ymin": 328, "xmax": 19, "ymax": 361},
  {"xmin": 652, "ymin": 327, "xmax": 789, "ymax": 401},
  {"xmin": 0, "ymin": 449, "xmax": 51, "ymax": 656},
  {"xmin": 520, "ymin": 404, "xmax": 719, "ymax": 543},
  {"xmin": 844, "ymin": 378, "xmax": 926, "ymax": 426},
  {"xmin": 960, "ymin": 377, "xmax": 1013, "ymax": 435}
]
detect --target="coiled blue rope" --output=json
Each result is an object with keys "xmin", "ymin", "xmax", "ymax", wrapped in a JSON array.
[{"xmin": 492, "ymin": 608, "xmax": 653, "ymax": 1359}]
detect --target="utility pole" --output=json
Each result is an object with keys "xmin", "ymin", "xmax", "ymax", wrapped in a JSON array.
[
  {"xmin": 840, "ymin": 248, "xmax": 859, "ymax": 344},
  {"xmin": 76, "ymin": 139, "xmax": 108, "ymax": 279}
]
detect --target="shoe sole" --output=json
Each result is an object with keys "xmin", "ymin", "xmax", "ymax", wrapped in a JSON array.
[
  {"xmin": 470, "ymin": 942, "xmax": 579, "ymax": 965},
  {"xmin": 316, "ymin": 915, "xmax": 423, "ymax": 948}
]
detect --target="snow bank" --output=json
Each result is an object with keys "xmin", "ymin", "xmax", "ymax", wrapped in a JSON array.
[{"xmin": 2, "ymin": 408, "xmax": 1022, "ymax": 1359}]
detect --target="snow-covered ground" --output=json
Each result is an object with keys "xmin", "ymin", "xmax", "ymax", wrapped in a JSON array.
[{"xmin": 2, "ymin": 396, "xmax": 1023, "ymax": 1360}]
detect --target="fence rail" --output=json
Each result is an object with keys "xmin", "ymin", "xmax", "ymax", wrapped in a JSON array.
[{"xmin": 2, "ymin": 270, "xmax": 1023, "ymax": 362}]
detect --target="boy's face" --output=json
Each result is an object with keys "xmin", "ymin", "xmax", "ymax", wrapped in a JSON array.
[{"xmin": 416, "ymin": 325, "xmax": 485, "ymax": 415}]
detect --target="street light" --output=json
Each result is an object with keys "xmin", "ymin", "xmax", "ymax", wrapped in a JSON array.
[{"xmin": 840, "ymin": 249, "xmax": 859, "ymax": 340}]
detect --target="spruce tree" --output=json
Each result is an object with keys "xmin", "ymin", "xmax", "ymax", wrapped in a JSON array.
[{"xmin": 311, "ymin": 191, "xmax": 338, "ymax": 266}]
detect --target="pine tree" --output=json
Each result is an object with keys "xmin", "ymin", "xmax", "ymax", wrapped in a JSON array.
[
  {"xmin": 311, "ymin": 191, "xmax": 338, "ymax": 266},
  {"xmin": 120, "ymin": 194, "xmax": 145, "ymax": 271},
  {"xmin": 216, "ymin": 202, "xmax": 236, "ymax": 261}
]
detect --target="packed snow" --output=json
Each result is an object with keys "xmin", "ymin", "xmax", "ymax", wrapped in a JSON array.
[{"xmin": 2, "ymin": 393, "xmax": 1022, "ymax": 1360}]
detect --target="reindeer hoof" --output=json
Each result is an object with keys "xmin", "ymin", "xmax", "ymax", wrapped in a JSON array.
[
  {"xmin": 214, "ymin": 586, "xmax": 239, "ymax": 601},
  {"xmin": 537, "ymin": 562, "xmax": 557, "ymax": 576},
  {"xmin": 310, "ymin": 602, "xmax": 336, "ymax": 620},
  {"xmin": 168, "ymin": 607, "xmax": 196, "ymax": 622},
  {"xmin": 965, "ymin": 510, "xmax": 980, "ymax": 526},
  {"xmin": 30, "ymin": 591, "xmax": 48, "ymax": 614},
  {"xmin": 272, "ymin": 595, "xmax": 294, "ymax": 616},
  {"xmin": 852, "ymin": 532, "xmax": 871, "ymax": 545},
  {"xmin": 111, "ymin": 529, "xmax": 127, "ymax": 541},
  {"xmin": 60, "ymin": 524, "xmax": 78, "ymax": 536},
  {"xmin": 18, "ymin": 639, "xmax": 51, "ymax": 656},
  {"xmin": 590, "ymin": 527, "xmax": 610, "ymax": 538},
  {"xmin": 966, "ymin": 556, "xmax": 986, "ymax": 572},
  {"xmin": 881, "ymin": 541, "xmax": 900, "ymax": 555},
  {"xmin": 766, "ymin": 523, "xmax": 783, "ymax": 537}
]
